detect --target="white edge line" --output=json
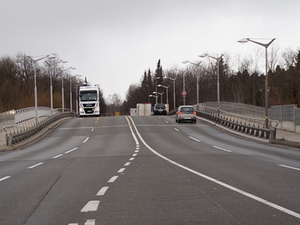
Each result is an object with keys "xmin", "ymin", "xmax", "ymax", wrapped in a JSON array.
[
  {"xmin": 127, "ymin": 115, "xmax": 300, "ymax": 219},
  {"xmin": 279, "ymin": 164, "xmax": 300, "ymax": 171}
]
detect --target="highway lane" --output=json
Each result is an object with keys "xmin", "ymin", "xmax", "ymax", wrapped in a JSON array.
[{"xmin": 0, "ymin": 115, "xmax": 300, "ymax": 224}]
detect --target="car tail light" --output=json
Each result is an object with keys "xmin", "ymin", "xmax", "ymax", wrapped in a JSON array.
[
  {"xmin": 178, "ymin": 111, "xmax": 182, "ymax": 115},
  {"xmin": 193, "ymin": 111, "xmax": 196, "ymax": 115}
]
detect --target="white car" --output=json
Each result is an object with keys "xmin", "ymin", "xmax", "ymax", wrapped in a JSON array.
[{"xmin": 175, "ymin": 105, "xmax": 197, "ymax": 123}]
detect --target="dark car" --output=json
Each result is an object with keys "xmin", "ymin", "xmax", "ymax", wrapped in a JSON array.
[
  {"xmin": 175, "ymin": 105, "xmax": 197, "ymax": 123},
  {"xmin": 153, "ymin": 103, "xmax": 167, "ymax": 115}
]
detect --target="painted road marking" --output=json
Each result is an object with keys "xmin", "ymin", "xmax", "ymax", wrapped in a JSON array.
[
  {"xmin": 129, "ymin": 157, "xmax": 135, "ymax": 161},
  {"xmin": 189, "ymin": 136, "xmax": 201, "ymax": 142},
  {"xmin": 0, "ymin": 176, "xmax": 11, "ymax": 182},
  {"xmin": 279, "ymin": 164, "xmax": 300, "ymax": 171},
  {"xmin": 65, "ymin": 147, "xmax": 78, "ymax": 154},
  {"xmin": 174, "ymin": 128, "xmax": 179, "ymax": 132},
  {"xmin": 118, "ymin": 168, "xmax": 126, "ymax": 173},
  {"xmin": 28, "ymin": 162, "xmax": 44, "ymax": 169},
  {"xmin": 85, "ymin": 219, "xmax": 96, "ymax": 225},
  {"xmin": 52, "ymin": 154, "xmax": 63, "ymax": 159},
  {"xmin": 127, "ymin": 115, "xmax": 300, "ymax": 220},
  {"xmin": 124, "ymin": 162, "xmax": 131, "ymax": 166},
  {"xmin": 97, "ymin": 186, "xmax": 109, "ymax": 196},
  {"xmin": 108, "ymin": 176, "xmax": 118, "ymax": 183},
  {"xmin": 83, "ymin": 137, "xmax": 89, "ymax": 143},
  {"xmin": 81, "ymin": 201, "xmax": 100, "ymax": 212},
  {"xmin": 213, "ymin": 145, "xmax": 232, "ymax": 153}
]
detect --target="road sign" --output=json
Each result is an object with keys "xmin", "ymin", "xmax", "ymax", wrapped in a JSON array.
[{"xmin": 182, "ymin": 91, "xmax": 187, "ymax": 96}]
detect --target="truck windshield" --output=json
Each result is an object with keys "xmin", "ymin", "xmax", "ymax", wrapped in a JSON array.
[{"xmin": 80, "ymin": 90, "xmax": 98, "ymax": 101}]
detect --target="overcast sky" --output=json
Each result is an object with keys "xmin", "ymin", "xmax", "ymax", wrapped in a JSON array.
[{"xmin": 1, "ymin": 0, "xmax": 300, "ymax": 101}]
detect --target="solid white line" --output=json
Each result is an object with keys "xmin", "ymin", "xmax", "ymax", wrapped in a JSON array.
[
  {"xmin": 97, "ymin": 186, "xmax": 109, "ymax": 196},
  {"xmin": 124, "ymin": 162, "xmax": 131, "ymax": 166},
  {"xmin": 52, "ymin": 154, "xmax": 63, "ymax": 159},
  {"xmin": 124, "ymin": 116, "xmax": 139, "ymax": 146},
  {"xmin": 118, "ymin": 168, "xmax": 126, "ymax": 173},
  {"xmin": 85, "ymin": 219, "xmax": 96, "ymax": 225},
  {"xmin": 28, "ymin": 162, "xmax": 44, "ymax": 169},
  {"xmin": 279, "ymin": 164, "xmax": 300, "ymax": 171},
  {"xmin": 174, "ymin": 128, "xmax": 179, "ymax": 132},
  {"xmin": 83, "ymin": 137, "xmax": 89, "ymax": 143},
  {"xmin": 0, "ymin": 176, "xmax": 11, "ymax": 182},
  {"xmin": 108, "ymin": 176, "xmax": 118, "ymax": 183},
  {"xmin": 213, "ymin": 145, "xmax": 232, "ymax": 153},
  {"xmin": 65, "ymin": 147, "xmax": 78, "ymax": 154},
  {"xmin": 80, "ymin": 200, "xmax": 100, "ymax": 212},
  {"xmin": 127, "ymin": 115, "xmax": 300, "ymax": 219}
]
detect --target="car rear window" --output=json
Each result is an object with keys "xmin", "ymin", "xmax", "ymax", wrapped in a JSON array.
[
  {"xmin": 155, "ymin": 104, "xmax": 165, "ymax": 109},
  {"xmin": 181, "ymin": 107, "xmax": 194, "ymax": 112}
]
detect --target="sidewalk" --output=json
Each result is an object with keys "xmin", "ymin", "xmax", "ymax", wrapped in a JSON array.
[{"xmin": 1, "ymin": 126, "xmax": 300, "ymax": 151}]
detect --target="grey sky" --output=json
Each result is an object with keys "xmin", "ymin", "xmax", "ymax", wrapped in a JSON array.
[{"xmin": 1, "ymin": 0, "xmax": 299, "ymax": 101}]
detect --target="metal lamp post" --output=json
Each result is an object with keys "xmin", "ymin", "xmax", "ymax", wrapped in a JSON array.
[
  {"xmin": 153, "ymin": 91, "xmax": 164, "ymax": 103},
  {"xmin": 61, "ymin": 66, "xmax": 75, "ymax": 112},
  {"xmin": 167, "ymin": 76, "xmax": 176, "ymax": 110},
  {"xmin": 27, "ymin": 54, "xmax": 55, "ymax": 124},
  {"xmin": 238, "ymin": 38, "xmax": 276, "ymax": 129},
  {"xmin": 199, "ymin": 54, "xmax": 223, "ymax": 116},
  {"xmin": 182, "ymin": 60, "xmax": 202, "ymax": 105},
  {"xmin": 157, "ymin": 84, "xmax": 169, "ymax": 105}
]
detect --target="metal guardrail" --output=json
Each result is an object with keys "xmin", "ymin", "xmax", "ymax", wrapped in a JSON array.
[
  {"xmin": 196, "ymin": 105, "xmax": 279, "ymax": 140},
  {"xmin": 3, "ymin": 110, "xmax": 77, "ymax": 146}
]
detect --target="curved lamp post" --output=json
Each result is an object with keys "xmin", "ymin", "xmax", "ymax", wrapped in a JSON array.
[
  {"xmin": 153, "ymin": 91, "xmax": 164, "ymax": 103},
  {"xmin": 182, "ymin": 60, "xmax": 202, "ymax": 105},
  {"xmin": 199, "ymin": 54, "xmax": 223, "ymax": 116},
  {"xmin": 157, "ymin": 84, "xmax": 169, "ymax": 105},
  {"xmin": 27, "ymin": 54, "xmax": 55, "ymax": 124},
  {"xmin": 238, "ymin": 38, "xmax": 275, "ymax": 129},
  {"xmin": 167, "ymin": 76, "xmax": 177, "ymax": 110}
]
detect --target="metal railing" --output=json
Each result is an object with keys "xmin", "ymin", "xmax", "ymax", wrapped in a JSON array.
[{"xmin": 2, "ymin": 108, "xmax": 77, "ymax": 146}]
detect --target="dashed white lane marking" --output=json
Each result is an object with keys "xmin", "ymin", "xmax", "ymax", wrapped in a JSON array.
[
  {"xmin": 83, "ymin": 137, "xmax": 89, "ymax": 143},
  {"xmin": 0, "ymin": 176, "xmax": 11, "ymax": 182},
  {"xmin": 132, "ymin": 153, "xmax": 137, "ymax": 157},
  {"xmin": 52, "ymin": 154, "xmax": 63, "ymax": 159},
  {"xmin": 213, "ymin": 145, "xmax": 232, "ymax": 153},
  {"xmin": 91, "ymin": 127, "xmax": 94, "ymax": 132},
  {"xmin": 127, "ymin": 115, "xmax": 300, "ymax": 220},
  {"xmin": 80, "ymin": 200, "xmax": 100, "ymax": 212},
  {"xmin": 165, "ymin": 120, "xmax": 169, "ymax": 124},
  {"xmin": 124, "ymin": 162, "xmax": 131, "ymax": 166},
  {"xmin": 97, "ymin": 186, "xmax": 109, "ymax": 196},
  {"xmin": 65, "ymin": 147, "xmax": 78, "ymax": 154},
  {"xmin": 135, "ymin": 150, "xmax": 139, "ymax": 153},
  {"xmin": 189, "ymin": 136, "xmax": 201, "ymax": 142},
  {"xmin": 174, "ymin": 128, "xmax": 179, "ymax": 132},
  {"xmin": 118, "ymin": 168, "xmax": 126, "ymax": 173},
  {"xmin": 108, "ymin": 176, "xmax": 118, "ymax": 183},
  {"xmin": 28, "ymin": 162, "xmax": 44, "ymax": 169},
  {"xmin": 279, "ymin": 164, "xmax": 300, "ymax": 171},
  {"xmin": 129, "ymin": 157, "xmax": 135, "ymax": 161},
  {"xmin": 85, "ymin": 219, "xmax": 96, "ymax": 225}
]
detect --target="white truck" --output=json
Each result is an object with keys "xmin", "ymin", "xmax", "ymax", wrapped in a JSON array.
[{"xmin": 78, "ymin": 85, "xmax": 101, "ymax": 116}]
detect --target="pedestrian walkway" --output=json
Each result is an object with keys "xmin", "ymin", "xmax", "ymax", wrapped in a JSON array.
[{"xmin": 1, "ymin": 123, "xmax": 300, "ymax": 151}]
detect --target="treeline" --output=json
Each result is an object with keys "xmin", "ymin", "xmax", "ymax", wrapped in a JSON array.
[
  {"xmin": 0, "ymin": 53, "xmax": 107, "ymax": 113},
  {"xmin": 123, "ymin": 49, "xmax": 300, "ymax": 113}
]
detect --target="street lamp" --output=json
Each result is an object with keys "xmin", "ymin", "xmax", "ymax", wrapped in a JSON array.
[
  {"xmin": 167, "ymin": 76, "xmax": 177, "ymax": 110},
  {"xmin": 27, "ymin": 54, "xmax": 55, "ymax": 124},
  {"xmin": 199, "ymin": 54, "xmax": 223, "ymax": 116},
  {"xmin": 153, "ymin": 91, "xmax": 164, "ymax": 103},
  {"xmin": 60, "ymin": 65, "xmax": 75, "ymax": 112},
  {"xmin": 176, "ymin": 67, "xmax": 188, "ymax": 105},
  {"xmin": 154, "ymin": 77, "xmax": 160, "ymax": 104},
  {"xmin": 238, "ymin": 38, "xmax": 275, "ymax": 129},
  {"xmin": 157, "ymin": 84, "xmax": 169, "ymax": 105},
  {"xmin": 183, "ymin": 60, "xmax": 202, "ymax": 105}
]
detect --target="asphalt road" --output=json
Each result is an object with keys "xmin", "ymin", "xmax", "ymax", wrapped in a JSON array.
[{"xmin": 1, "ymin": 115, "xmax": 300, "ymax": 224}]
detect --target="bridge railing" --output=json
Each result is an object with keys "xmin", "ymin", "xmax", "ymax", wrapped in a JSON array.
[
  {"xmin": 2, "ymin": 108, "xmax": 77, "ymax": 146},
  {"xmin": 196, "ymin": 104, "xmax": 279, "ymax": 140}
]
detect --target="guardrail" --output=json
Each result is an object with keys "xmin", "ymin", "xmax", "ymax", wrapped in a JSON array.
[
  {"xmin": 196, "ymin": 105, "xmax": 279, "ymax": 140},
  {"xmin": 3, "ymin": 109, "xmax": 77, "ymax": 146}
]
